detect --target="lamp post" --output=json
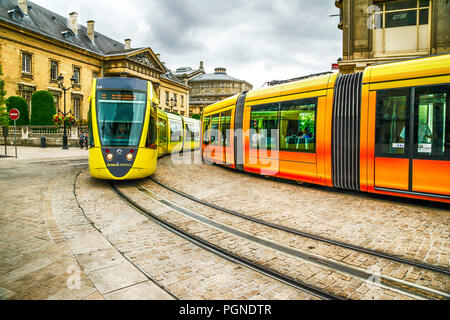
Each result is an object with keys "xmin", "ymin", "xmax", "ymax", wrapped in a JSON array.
[
  {"xmin": 166, "ymin": 97, "xmax": 177, "ymax": 113},
  {"xmin": 57, "ymin": 73, "xmax": 76, "ymax": 149}
]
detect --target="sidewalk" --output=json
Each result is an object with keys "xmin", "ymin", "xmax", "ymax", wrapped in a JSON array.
[
  {"xmin": 0, "ymin": 146, "xmax": 173, "ymax": 300},
  {"xmin": 0, "ymin": 146, "xmax": 88, "ymax": 162}
]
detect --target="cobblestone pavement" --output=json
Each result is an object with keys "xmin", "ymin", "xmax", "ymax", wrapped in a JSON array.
[
  {"xmin": 1, "ymin": 148, "xmax": 448, "ymax": 300},
  {"xmin": 117, "ymin": 182, "xmax": 425, "ymax": 300},
  {"xmin": 0, "ymin": 149, "xmax": 171, "ymax": 300},
  {"xmin": 154, "ymin": 153, "xmax": 449, "ymax": 271},
  {"xmin": 0, "ymin": 155, "xmax": 100, "ymax": 300},
  {"xmin": 133, "ymin": 180, "xmax": 449, "ymax": 296},
  {"xmin": 76, "ymin": 173, "xmax": 318, "ymax": 300}
]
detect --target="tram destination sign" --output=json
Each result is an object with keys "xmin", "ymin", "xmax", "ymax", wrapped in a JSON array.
[
  {"xmin": 100, "ymin": 91, "xmax": 139, "ymax": 101},
  {"xmin": 9, "ymin": 108, "xmax": 20, "ymax": 121}
]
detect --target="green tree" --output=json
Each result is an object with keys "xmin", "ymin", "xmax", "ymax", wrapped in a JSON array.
[
  {"xmin": 6, "ymin": 96, "xmax": 29, "ymax": 125},
  {"xmin": 191, "ymin": 114, "xmax": 201, "ymax": 120},
  {"xmin": 30, "ymin": 90, "xmax": 56, "ymax": 125},
  {"xmin": 0, "ymin": 64, "xmax": 8, "ymax": 127}
]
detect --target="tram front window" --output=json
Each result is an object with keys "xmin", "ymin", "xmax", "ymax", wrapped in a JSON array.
[{"xmin": 97, "ymin": 90, "xmax": 146, "ymax": 147}]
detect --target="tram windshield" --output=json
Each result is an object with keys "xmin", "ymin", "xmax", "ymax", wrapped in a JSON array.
[{"xmin": 96, "ymin": 90, "xmax": 146, "ymax": 147}]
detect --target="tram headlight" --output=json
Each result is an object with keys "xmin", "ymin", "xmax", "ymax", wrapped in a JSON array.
[
  {"xmin": 106, "ymin": 153, "xmax": 113, "ymax": 161},
  {"xmin": 126, "ymin": 153, "xmax": 133, "ymax": 161}
]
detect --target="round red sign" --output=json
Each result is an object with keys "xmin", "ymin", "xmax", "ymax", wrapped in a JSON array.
[{"xmin": 9, "ymin": 108, "xmax": 20, "ymax": 121}]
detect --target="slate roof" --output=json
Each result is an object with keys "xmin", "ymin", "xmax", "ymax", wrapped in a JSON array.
[
  {"xmin": 190, "ymin": 72, "xmax": 241, "ymax": 82},
  {"xmin": 0, "ymin": 0, "xmax": 125, "ymax": 56},
  {"xmin": 161, "ymin": 71, "xmax": 188, "ymax": 87}
]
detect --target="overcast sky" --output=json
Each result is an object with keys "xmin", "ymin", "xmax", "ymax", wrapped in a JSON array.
[{"xmin": 32, "ymin": 0, "xmax": 342, "ymax": 88}]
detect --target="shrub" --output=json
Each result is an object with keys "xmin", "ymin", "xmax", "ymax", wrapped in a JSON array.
[
  {"xmin": 0, "ymin": 64, "xmax": 8, "ymax": 127},
  {"xmin": 6, "ymin": 96, "xmax": 29, "ymax": 125},
  {"xmin": 191, "ymin": 114, "xmax": 201, "ymax": 120},
  {"xmin": 30, "ymin": 90, "xmax": 56, "ymax": 125}
]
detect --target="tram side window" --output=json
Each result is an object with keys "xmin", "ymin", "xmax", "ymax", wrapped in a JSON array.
[
  {"xmin": 414, "ymin": 85, "xmax": 450, "ymax": 158},
  {"xmin": 375, "ymin": 88, "xmax": 411, "ymax": 155},
  {"xmin": 146, "ymin": 104, "xmax": 157, "ymax": 148},
  {"xmin": 170, "ymin": 121, "xmax": 182, "ymax": 142},
  {"xmin": 191, "ymin": 123, "xmax": 200, "ymax": 141},
  {"xmin": 210, "ymin": 114, "xmax": 220, "ymax": 146},
  {"xmin": 203, "ymin": 116, "xmax": 211, "ymax": 144},
  {"xmin": 88, "ymin": 104, "xmax": 94, "ymax": 147},
  {"xmin": 184, "ymin": 122, "xmax": 192, "ymax": 142},
  {"xmin": 220, "ymin": 110, "xmax": 232, "ymax": 148},
  {"xmin": 157, "ymin": 117, "xmax": 167, "ymax": 144},
  {"xmin": 279, "ymin": 98, "xmax": 317, "ymax": 152},
  {"xmin": 249, "ymin": 103, "xmax": 279, "ymax": 150}
]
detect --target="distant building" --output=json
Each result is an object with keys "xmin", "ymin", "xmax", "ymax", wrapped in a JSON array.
[
  {"xmin": 184, "ymin": 65, "xmax": 253, "ymax": 115},
  {"xmin": 335, "ymin": 0, "xmax": 450, "ymax": 73},
  {"xmin": 0, "ymin": 0, "xmax": 190, "ymax": 121}
]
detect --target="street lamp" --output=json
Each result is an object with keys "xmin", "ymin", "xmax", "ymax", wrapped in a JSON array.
[
  {"xmin": 166, "ymin": 97, "xmax": 177, "ymax": 113},
  {"xmin": 57, "ymin": 73, "xmax": 76, "ymax": 149}
]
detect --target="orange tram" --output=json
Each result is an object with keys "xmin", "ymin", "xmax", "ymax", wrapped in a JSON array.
[{"xmin": 201, "ymin": 53, "xmax": 450, "ymax": 203}]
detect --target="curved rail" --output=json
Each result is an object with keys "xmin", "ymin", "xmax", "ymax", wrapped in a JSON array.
[
  {"xmin": 149, "ymin": 177, "xmax": 450, "ymax": 277},
  {"xmin": 110, "ymin": 182, "xmax": 343, "ymax": 301}
]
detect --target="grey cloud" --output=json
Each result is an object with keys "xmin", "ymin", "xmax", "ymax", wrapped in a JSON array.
[{"xmin": 32, "ymin": 0, "xmax": 342, "ymax": 87}]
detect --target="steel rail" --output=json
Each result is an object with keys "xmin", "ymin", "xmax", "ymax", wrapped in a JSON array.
[
  {"xmin": 110, "ymin": 182, "xmax": 343, "ymax": 301},
  {"xmin": 138, "ymin": 183, "xmax": 448, "ymax": 300},
  {"xmin": 149, "ymin": 176, "xmax": 450, "ymax": 277}
]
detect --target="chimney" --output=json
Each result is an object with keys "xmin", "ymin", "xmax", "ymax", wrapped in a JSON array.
[
  {"xmin": 124, "ymin": 39, "xmax": 131, "ymax": 50},
  {"xmin": 69, "ymin": 12, "xmax": 78, "ymax": 36},
  {"xmin": 87, "ymin": 20, "xmax": 95, "ymax": 43},
  {"xmin": 18, "ymin": 0, "xmax": 28, "ymax": 15},
  {"xmin": 200, "ymin": 61, "xmax": 204, "ymax": 69},
  {"xmin": 214, "ymin": 67, "xmax": 226, "ymax": 74}
]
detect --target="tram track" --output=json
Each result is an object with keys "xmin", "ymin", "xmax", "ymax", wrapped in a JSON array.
[
  {"xmin": 150, "ymin": 176, "xmax": 450, "ymax": 278},
  {"xmin": 140, "ymin": 177, "xmax": 450, "ymax": 300},
  {"xmin": 110, "ymin": 181, "xmax": 341, "ymax": 300},
  {"xmin": 112, "ymin": 181, "xmax": 449, "ymax": 300}
]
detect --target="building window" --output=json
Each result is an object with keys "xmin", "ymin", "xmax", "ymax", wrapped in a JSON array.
[
  {"xmin": 21, "ymin": 90, "xmax": 33, "ymax": 117},
  {"xmin": 372, "ymin": 0, "xmax": 430, "ymax": 56},
  {"xmin": 22, "ymin": 52, "xmax": 32, "ymax": 74},
  {"xmin": 73, "ymin": 97, "xmax": 81, "ymax": 119},
  {"xmin": 50, "ymin": 61, "xmax": 58, "ymax": 81},
  {"xmin": 92, "ymin": 71, "xmax": 99, "ymax": 79},
  {"xmin": 53, "ymin": 94, "xmax": 60, "ymax": 111},
  {"xmin": 181, "ymin": 95, "xmax": 184, "ymax": 107},
  {"xmin": 73, "ymin": 66, "xmax": 81, "ymax": 84}
]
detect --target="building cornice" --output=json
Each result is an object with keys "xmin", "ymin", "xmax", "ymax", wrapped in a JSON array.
[{"xmin": 0, "ymin": 18, "xmax": 105, "ymax": 60}]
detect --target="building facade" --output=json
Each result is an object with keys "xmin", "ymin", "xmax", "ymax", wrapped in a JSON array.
[
  {"xmin": 183, "ymin": 66, "xmax": 252, "ymax": 115},
  {"xmin": 335, "ymin": 0, "xmax": 450, "ymax": 73},
  {"xmin": 0, "ymin": 0, "xmax": 190, "ymax": 123}
]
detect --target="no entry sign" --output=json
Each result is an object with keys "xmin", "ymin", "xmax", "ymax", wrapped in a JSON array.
[{"xmin": 9, "ymin": 109, "xmax": 20, "ymax": 121}]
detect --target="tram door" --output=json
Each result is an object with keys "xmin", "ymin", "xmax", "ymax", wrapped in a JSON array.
[
  {"xmin": 373, "ymin": 85, "xmax": 450, "ymax": 197},
  {"xmin": 219, "ymin": 110, "xmax": 232, "ymax": 165}
]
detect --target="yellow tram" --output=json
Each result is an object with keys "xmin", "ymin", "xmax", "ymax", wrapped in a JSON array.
[{"xmin": 88, "ymin": 77, "xmax": 200, "ymax": 180}]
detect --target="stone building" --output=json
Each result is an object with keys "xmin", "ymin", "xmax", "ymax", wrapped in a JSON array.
[
  {"xmin": 335, "ymin": 0, "xmax": 450, "ymax": 73},
  {"xmin": 182, "ymin": 65, "xmax": 252, "ymax": 115},
  {"xmin": 0, "ymin": 0, "xmax": 190, "ymax": 123}
]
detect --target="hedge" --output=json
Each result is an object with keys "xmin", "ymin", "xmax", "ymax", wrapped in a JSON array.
[
  {"xmin": 6, "ymin": 96, "xmax": 29, "ymax": 125},
  {"xmin": 30, "ymin": 90, "xmax": 56, "ymax": 125}
]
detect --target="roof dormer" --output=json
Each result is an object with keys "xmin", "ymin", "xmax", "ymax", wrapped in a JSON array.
[
  {"xmin": 7, "ymin": 7, "xmax": 25, "ymax": 22},
  {"xmin": 61, "ymin": 29, "xmax": 76, "ymax": 41}
]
